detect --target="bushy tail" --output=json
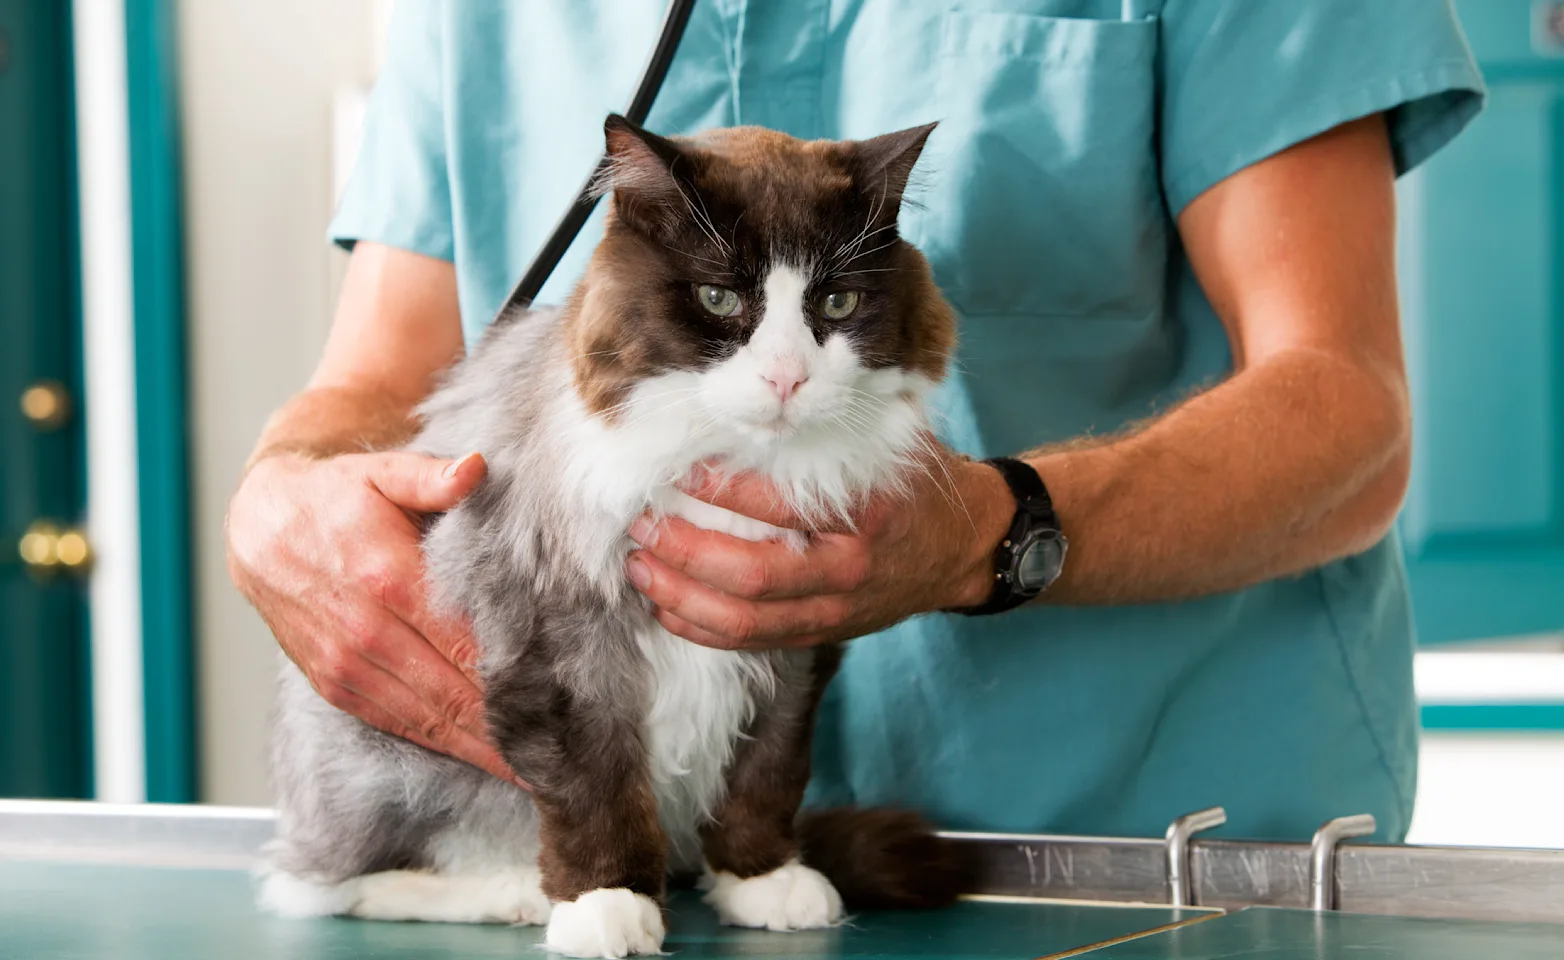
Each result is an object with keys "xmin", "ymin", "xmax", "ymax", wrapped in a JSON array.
[{"xmin": 797, "ymin": 807, "xmax": 978, "ymax": 910}]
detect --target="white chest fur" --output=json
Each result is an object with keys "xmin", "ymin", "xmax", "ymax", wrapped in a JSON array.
[
  {"xmin": 636, "ymin": 489, "xmax": 784, "ymax": 868},
  {"xmin": 635, "ymin": 622, "xmax": 771, "ymax": 867},
  {"xmin": 548, "ymin": 371, "xmax": 923, "ymax": 863}
]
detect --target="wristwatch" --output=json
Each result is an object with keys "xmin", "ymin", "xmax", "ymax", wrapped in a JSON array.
[{"xmin": 958, "ymin": 457, "xmax": 1068, "ymax": 616}]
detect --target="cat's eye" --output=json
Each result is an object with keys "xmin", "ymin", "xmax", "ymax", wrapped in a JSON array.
[
  {"xmin": 820, "ymin": 291, "xmax": 860, "ymax": 320},
  {"xmin": 697, "ymin": 284, "xmax": 742, "ymax": 318}
]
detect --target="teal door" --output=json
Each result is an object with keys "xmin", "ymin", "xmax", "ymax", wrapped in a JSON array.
[
  {"xmin": 0, "ymin": 0, "xmax": 91, "ymax": 797},
  {"xmin": 1398, "ymin": 0, "xmax": 1564, "ymax": 645}
]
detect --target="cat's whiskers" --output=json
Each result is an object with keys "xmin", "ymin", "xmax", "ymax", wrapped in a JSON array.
[
  {"xmin": 693, "ymin": 188, "xmax": 731, "ymax": 255},
  {"xmin": 830, "ymin": 192, "xmax": 892, "ymax": 266},
  {"xmin": 674, "ymin": 247, "xmax": 730, "ymax": 270},
  {"xmin": 847, "ymin": 387, "xmax": 892, "ymax": 411},
  {"xmin": 615, "ymin": 390, "xmax": 703, "ymax": 434},
  {"xmin": 670, "ymin": 178, "xmax": 732, "ymax": 255},
  {"xmin": 838, "ymin": 237, "xmax": 899, "ymax": 268},
  {"xmin": 594, "ymin": 384, "xmax": 702, "ymax": 428},
  {"xmin": 832, "ymin": 221, "xmax": 894, "ymax": 267},
  {"xmin": 828, "ymin": 407, "xmax": 874, "ymax": 438},
  {"xmin": 838, "ymin": 389, "xmax": 974, "ymax": 531},
  {"xmin": 563, "ymin": 348, "xmax": 627, "ymax": 364},
  {"xmin": 910, "ymin": 432, "xmax": 976, "ymax": 534}
]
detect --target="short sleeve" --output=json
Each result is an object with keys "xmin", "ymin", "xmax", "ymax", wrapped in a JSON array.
[
  {"xmin": 1159, "ymin": 0, "xmax": 1486, "ymax": 218},
  {"xmin": 328, "ymin": 0, "xmax": 454, "ymax": 260}
]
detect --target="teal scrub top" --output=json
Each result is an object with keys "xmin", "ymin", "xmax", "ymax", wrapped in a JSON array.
[{"xmin": 331, "ymin": 0, "xmax": 1485, "ymax": 843}]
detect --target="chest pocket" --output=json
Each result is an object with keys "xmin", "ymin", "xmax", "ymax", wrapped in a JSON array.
[{"xmin": 910, "ymin": 13, "xmax": 1164, "ymax": 320}]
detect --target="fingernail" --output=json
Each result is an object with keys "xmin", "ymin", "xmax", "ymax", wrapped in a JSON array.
[
  {"xmin": 443, "ymin": 451, "xmax": 480, "ymax": 480},
  {"xmin": 626, "ymin": 554, "xmax": 652, "ymax": 590},
  {"xmin": 628, "ymin": 515, "xmax": 659, "ymax": 547}
]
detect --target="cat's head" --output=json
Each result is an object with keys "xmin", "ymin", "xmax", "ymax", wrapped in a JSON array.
[{"xmin": 564, "ymin": 115, "xmax": 954, "ymax": 468}]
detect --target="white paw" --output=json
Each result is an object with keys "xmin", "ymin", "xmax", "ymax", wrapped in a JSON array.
[
  {"xmin": 489, "ymin": 867, "xmax": 553, "ymax": 925},
  {"xmin": 257, "ymin": 870, "xmax": 359, "ymax": 918},
  {"xmin": 544, "ymin": 888, "xmax": 665, "ymax": 958},
  {"xmin": 702, "ymin": 860, "xmax": 844, "ymax": 931},
  {"xmin": 350, "ymin": 868, "xmax": 552, "ymax": 924}
]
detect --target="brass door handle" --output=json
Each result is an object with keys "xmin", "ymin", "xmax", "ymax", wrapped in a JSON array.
[
  {"xmin": 18, "ymin": 521, "xmax": 93, "ymax": 577},
  {"xmin": 20, "ymin": 380, "xmax": 72, "ymax": 431}
]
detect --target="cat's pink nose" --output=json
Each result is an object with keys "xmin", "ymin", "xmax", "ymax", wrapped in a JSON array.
[{"xmin": 762, "ymin": 369, "xmax": 808, "ymax": 403}]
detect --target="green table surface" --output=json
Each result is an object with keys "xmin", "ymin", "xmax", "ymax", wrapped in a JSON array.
[
  {"xmin": 1087, "ymin": 906, "xmax": 1564, "ymax": 960},
  {"xmin": 0, "ymin": 861, "xmax": 1203, "ymax": 960}
]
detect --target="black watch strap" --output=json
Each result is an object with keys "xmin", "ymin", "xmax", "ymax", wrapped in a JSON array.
[
  {"xmin": 957, "ymin": 457, "xmax": 1063, "ymax": 617},
  {"xmin": 987, "ymin": 456, "xmax": 1056, "ymax": 524}
]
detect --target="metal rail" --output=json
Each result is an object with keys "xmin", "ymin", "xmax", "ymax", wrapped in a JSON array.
[
  {"xmin": 4, "ymin": 801, "xmax": 1563, "ymax": 925},
  {"xmin": 948, "ymin": 826, "xmax": 1564, "ymax": 925}
]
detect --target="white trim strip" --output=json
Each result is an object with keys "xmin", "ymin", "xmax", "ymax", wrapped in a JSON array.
[
  {"xmin": 1415, "ymin": 652, "xmax": 1564, "ymax": 704},
  {"xmin": 73, "ymin": 0, "xmax": 146, "ymax": 803}
]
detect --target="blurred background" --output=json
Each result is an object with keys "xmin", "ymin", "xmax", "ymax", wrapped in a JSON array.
[{"xmin": 2, "ymin": 0, "xmax": 1562, "ymax": 848}]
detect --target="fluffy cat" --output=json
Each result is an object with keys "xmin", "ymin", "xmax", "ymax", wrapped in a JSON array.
[{"xmin": 261, "ymin": 115, "xmax": 968, "ymax": 958}]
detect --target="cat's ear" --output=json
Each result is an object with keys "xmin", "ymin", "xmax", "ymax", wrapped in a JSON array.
[
  {"xmin": 598, "ymin": 114, "xmax": 693, "ymax": 237},
  {"xmin": 849, "ymin": 121, "xmax": 938, "ymax": 217}
]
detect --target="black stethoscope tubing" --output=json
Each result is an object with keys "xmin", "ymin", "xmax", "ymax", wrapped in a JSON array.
[{"xmin": 495, "ymin": 0, "xmax": 699, "ymax": 319}]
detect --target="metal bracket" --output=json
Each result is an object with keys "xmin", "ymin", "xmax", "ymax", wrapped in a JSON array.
[
  {"xmin": 1164, "ymin": 806, "xmax": 1227, "ymax": 907},
  {"xmin": 1309, "ymin": 814, "xmax": 1377, "ymax": 911}
]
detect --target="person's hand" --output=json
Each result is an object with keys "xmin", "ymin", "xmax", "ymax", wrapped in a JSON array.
[
  {"xmin": 227, "ymin": 450, "xmax": 525, "ymax": 787},
  {"xmin": 624, "ymin": 442, "xmax": 1015, "ymax": 649}
]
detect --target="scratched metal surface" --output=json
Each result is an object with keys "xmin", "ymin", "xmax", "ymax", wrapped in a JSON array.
[
  {"xmin": 951, "ymin": 834, "xmax": 1564, "ymax": 923},
  {"xmin": 1337, "ymin": 845, "xmax": 1564, "ymax": 923}
]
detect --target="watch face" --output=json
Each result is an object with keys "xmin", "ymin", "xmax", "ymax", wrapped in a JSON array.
[{"xmin": 1015, "ymin": 530, "xmax": 1067, "ymax": 592}]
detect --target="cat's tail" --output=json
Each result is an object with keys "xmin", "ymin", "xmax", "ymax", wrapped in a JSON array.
[{"xmin": 796, "ymin": 807, "xmax": 978, "ymax": 910}]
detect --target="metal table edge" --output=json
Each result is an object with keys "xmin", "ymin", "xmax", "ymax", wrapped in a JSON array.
[{"xmin": 4, "ymin": 801, "xmax": 1563, "ymax": 924}]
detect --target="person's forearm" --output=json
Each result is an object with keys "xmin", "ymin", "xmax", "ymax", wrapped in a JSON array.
[
  {"xmin": 245, "ymin": 386, "xmax": 422, "ymax": 471},
  {"xmin": 1025, "ymin": 348, "xmax": 1410, "ymax": 605}
]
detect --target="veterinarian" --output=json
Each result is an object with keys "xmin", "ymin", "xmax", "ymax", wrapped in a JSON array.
[{"xmin": 228, "ymin": 1, "xmax": 1483, "ymax": 842}]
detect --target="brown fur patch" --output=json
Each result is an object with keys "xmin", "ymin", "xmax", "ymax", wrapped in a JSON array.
[
  {"xmin": 483, "ymin": 602, "xmax": 670, "ymax": 904},
  {"xmin": 894, "ymin": 244, "xmax": 957, "ymax": 382},
  {"xmin": 700, "ymin": 646, "xmax": 843, "ymax": 879},
  {"xmin": 700, "ymin": 639, "xmax": 973, "ymax": 909},
  {"xmin": 533, "ymin": 777, "xmax": 667, "ymax": 903}
]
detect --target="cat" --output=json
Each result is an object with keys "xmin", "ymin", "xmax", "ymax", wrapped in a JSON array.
[{"xmin": 260, "ymin": 114, "xmax": 969, "ymax": 959}]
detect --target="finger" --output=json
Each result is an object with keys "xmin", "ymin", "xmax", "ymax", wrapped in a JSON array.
[
  {"xmin": 331, "ymin": 683, "xmax": 526, "ymax": 788},
  {"xmin": 365, "ymin": 450, "xmax": 487, "ymax": 514},
  {"xmin": 627, "ymin": 550, "xmax": 847, "ymax": 647},
  {"xmin": 417, "ymin": 616, "xmax": 483, "ymax": 687},
  {"xmin": 352, "ymin": 612, "xmax": 491, "ymax": 739},
  {"xmin": 629, "ymin": 514, "xmax": 862, "ymax": 600},
  {"xmin": 381, "ymin": 566, "xmax": 483, "ymax": 684},
  {"xmin": 677, "ymin": 468, "xmax": 815, "ymax": 530},
  {"xmin": 651, "ymin": 607, "xmax": 744, "ymax": 649},
  {"xmin": 652, "ymin": 606, "xmax": 824, "ymax": 651},
  {"xmin": 339, "ymin": 656, "xmax": 517, "ymax": 783},
  {"xmin": 344, "ymin": 539, "xmax": 484, "ymax": 685}
]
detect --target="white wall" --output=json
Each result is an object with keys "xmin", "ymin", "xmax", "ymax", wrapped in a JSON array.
[
  {"xmin": 1409, "ymin": 734, "xmax": 1564, "ymax": 848},
  {"xmin": 180, "ymin": 0, "xmax": 389, "ymax": 804}
]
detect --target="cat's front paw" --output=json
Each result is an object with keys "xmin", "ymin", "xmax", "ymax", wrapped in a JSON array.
[
  {"xmin": 544, "ymin": 888, "xmax": 664, "ymax": 958},
  {"xmin": 703, "ymin": 860, "xmax": 844, "ymax": 931}
]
